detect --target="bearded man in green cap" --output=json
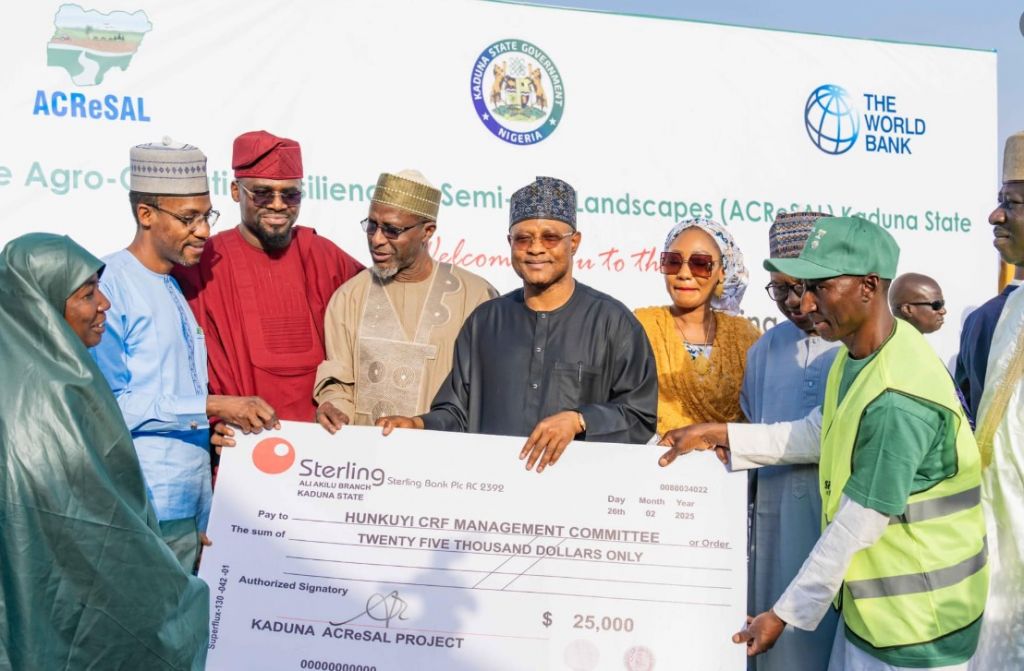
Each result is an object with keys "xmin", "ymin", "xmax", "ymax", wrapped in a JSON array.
[{"xmin": 659, "ymin": 216, "xmax": 987, "ymax": 670}]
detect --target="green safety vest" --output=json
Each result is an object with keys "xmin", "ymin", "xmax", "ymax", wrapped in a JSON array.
[{"xmin": 819, "ymin": 320, "xmax": 987, "ymax": 649}]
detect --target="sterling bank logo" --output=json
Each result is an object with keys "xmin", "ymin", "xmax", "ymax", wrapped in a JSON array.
[
  {"xmin": 252, "ymin": 437, "xmax": 385, "ymax": 489},
  {"xmin": 34, "ymin": 4, "xmax": 152, "ymax": 122},
  {"xmin": 803, "ymin": 83, "xmax": 927, "ymax": 157},
  {"xmin": 252, "ymin": 438, "xmax": 297, "ymax": 475}
]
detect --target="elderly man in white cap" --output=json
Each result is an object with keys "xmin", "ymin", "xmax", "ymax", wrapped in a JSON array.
[
  {"xmin": 91, "ymin": 138, "xmax": 279, "ymax": 570},
  {"xmin": 314, "ymin": 169, "xmax": 497, "ymax": 429},
  {"xmin": 970, "ymin": 130, "xmax": 1024, "ymax": 670}
]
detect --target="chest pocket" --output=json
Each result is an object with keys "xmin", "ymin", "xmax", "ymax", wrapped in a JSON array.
[{"xmin": 551, "ymin": 361, "xmax": 602, "ymax": 410}]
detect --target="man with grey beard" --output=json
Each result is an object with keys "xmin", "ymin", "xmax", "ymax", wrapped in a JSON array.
[{"xmin": 314, "ymin": 169, "xmax": 497, "ymax": 429}]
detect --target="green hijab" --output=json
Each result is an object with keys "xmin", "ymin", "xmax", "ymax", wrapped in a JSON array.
[{"xmin": 0, "ymin": 233, "xmax": 208, "ymax": 670}]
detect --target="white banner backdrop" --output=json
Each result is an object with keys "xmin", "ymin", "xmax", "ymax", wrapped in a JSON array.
[{"xmin": 0, "ymin": 0, "xmax": 998, "ymax": 359}]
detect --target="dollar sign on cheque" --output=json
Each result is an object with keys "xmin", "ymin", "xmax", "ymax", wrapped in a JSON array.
[{"xmin": 542, "ymin": 611, "xmax": 553, "ymax": 627}]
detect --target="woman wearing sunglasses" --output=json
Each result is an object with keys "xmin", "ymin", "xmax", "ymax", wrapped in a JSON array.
[{"xmin": 635, "ymin": 217, "xmax": 760, "ymax": 437}]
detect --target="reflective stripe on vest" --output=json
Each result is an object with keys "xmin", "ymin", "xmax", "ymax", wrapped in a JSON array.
[
  {"xmin": 888, "ymin": 485, "xmax": 981, "ymax": 525},
  {"xmin": 847, "ymin": 539, "xmax": 988, "ymax": 599}
]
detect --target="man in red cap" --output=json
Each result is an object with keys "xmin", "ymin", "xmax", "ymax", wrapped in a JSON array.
[{"xmin": 175, "ymin": 130, "xmax": 363, "ymax": 423}]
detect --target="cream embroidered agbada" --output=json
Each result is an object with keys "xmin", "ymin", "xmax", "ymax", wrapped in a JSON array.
[{"xmin": 314, "ymin": 263, "xmax": 496, "ymax": 425}]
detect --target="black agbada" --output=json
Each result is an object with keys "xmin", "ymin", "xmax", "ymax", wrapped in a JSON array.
[{"xmin": 421, "ymin": 282, "xmax": 657, "ymax": 442}]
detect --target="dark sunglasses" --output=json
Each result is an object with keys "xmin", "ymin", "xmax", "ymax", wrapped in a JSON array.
[
  {"xmin": 238, "ymin": 182, "xmax": 303, "ymax": 207},
  {"xmin": 659, "ymin": 251, "xmax": 717, "ymax": 278},
  {"xmin": 507, "ymin": 231, "xmax": 574, "ymax": 250},
  {"xmin": 903, "ymin": 300, "xmax": 945, "ymax": 311},
  {"xmin": 360, "ymin": 217, "xmax": 426, "ymax": 240}
]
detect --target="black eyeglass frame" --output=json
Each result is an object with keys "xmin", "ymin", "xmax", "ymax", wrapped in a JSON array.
[{"xmin": 148, "ymin": 203, "xmax": 220, "ymax": 231}]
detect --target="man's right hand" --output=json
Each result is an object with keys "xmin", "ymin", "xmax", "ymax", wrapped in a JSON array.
[
  {"xmin": 207, "ymin": 395, "xmax": 279, "ymax": 434},
  {"xmin": 375, "ymin": 415, "xmax": 424, "ymax": 436},
  {"xmin": 316, "ymin": 401, "xmax": 350, "ymax": 434},
  {"xmin": 658, "ymin": 422, "xmax": 730, "ymax": 467}
]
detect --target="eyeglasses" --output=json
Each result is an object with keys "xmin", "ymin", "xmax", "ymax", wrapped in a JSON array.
[
  {"xmin": 508, "ymin": 231, "xmax": 574, "ymax": 250},
  {"xmin": 360, "ymin": 218, "xmax": 427, "ymax": 240},
  {"xmin": 149, "ymin": 203, "xmax": 219, "ymax": 231},
  {"xmin": 902, "ymin": 300, "xmax": 945, "ymax": 311},
  {"xmin": 659, "ymin": 252, "xmax": 717, "ymax": 278},
  {"xmin": 237, "ymin": 182, "xmax": 303, "ymax": 207},
  {"xmin": 765, "ymin": 282, "xmax": 802, "ymax": 301}
]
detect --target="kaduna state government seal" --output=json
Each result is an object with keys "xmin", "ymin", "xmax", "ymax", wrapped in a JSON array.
[{"xmin": 470, "ymin": 38, "xmax": 564, "ymax": 145}]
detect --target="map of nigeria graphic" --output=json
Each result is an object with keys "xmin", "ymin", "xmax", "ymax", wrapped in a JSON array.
[{"xmin": 47, "ymin": 4, "xmax": 152, "ymax": 86}]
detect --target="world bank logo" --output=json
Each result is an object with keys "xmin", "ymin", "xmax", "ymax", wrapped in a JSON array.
[
  {"xmin": 804, "ymin": 84, "xmax": 860, "ymax": 155},
  {"xmin": 470, "ymin": 39, "xmax": 564, "ymax": 145}
]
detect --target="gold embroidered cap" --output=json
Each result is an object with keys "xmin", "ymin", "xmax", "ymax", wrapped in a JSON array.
[
  {"xmin": 1003, "ymin": 131, "xmax": 1024, "ymax": 183},
  {"xmin": 371, "ymin": 170, "xmax": 441, "ymax": 221}
]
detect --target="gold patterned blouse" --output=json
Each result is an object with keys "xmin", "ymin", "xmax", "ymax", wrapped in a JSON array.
[{"xmin": 634, "ymin": 306, "xmax": 761, "ymax": 436}]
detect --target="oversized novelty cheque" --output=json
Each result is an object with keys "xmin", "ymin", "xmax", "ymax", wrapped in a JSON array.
[{"xmin": 199, "ymin": 423, "xmax": 747, "ymax": 670}]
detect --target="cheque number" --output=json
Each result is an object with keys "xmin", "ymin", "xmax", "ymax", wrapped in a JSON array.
[
  {"xmin": 572, "ymin": 614, "xmax": 635, "ymax": 633},
  {"xmin": 300, "ymin": 661, "xmax": 375, "ymax": 671}
]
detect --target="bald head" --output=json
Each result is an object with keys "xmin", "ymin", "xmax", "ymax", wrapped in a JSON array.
[{"xmin": 890, "ymin": 272, "xmax": 946, "ymax": 334}]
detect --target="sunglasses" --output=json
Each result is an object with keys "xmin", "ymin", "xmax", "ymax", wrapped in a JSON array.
[
  {"xmin": 360, "ymin": 217, "xmax": 427, "ymax": 240},
  {"xmin": 237, "ymin": 182, "xmax": 303, "ymax": 207},
  {"xmin": 659, "ymin": 252, "xmax": 717, "ymax": 278},
  {"xmin": 508, "ymin": 231, "xmax": 574, "ymax": 250},
  {"xmin": 904, "ymin": 300, "xmax": 945, "ymax": 311}
]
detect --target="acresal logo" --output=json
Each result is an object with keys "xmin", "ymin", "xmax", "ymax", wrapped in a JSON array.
[
  {"xmin": 47, "ymin": 4, "xmax": 151, "ymax": 86},
  {"xmin": 804, "ymin": 83, "xmax": 926, "ymax": 157},
  {"xmin": 34, "ymin": 3, "xmax": 151, "ymax": 122}
]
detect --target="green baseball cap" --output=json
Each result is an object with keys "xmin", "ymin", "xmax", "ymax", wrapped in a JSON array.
[{"xmin": 763, "ymin": 216, "xmax": 900, "ymax": 280}]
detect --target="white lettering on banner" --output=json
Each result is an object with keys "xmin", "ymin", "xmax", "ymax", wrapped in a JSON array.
[{"xmin": 198, "ymin": 423, "xmax": 748, "ymax": 669}]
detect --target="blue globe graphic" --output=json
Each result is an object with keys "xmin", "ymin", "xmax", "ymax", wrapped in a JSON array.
[{"xmin": 804, "ymin": 85, "xmax": 859, "ymax": 155}]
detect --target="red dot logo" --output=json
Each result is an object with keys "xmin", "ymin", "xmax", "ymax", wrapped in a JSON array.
[{"xmin": 252, "ymin": 438, "xmax": 296, "ymax": 475}]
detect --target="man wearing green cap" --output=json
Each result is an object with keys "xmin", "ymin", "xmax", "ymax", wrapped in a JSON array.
[{"xmin": 659, "ymin": 216, "xmax": 987, "ymax": 669}]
